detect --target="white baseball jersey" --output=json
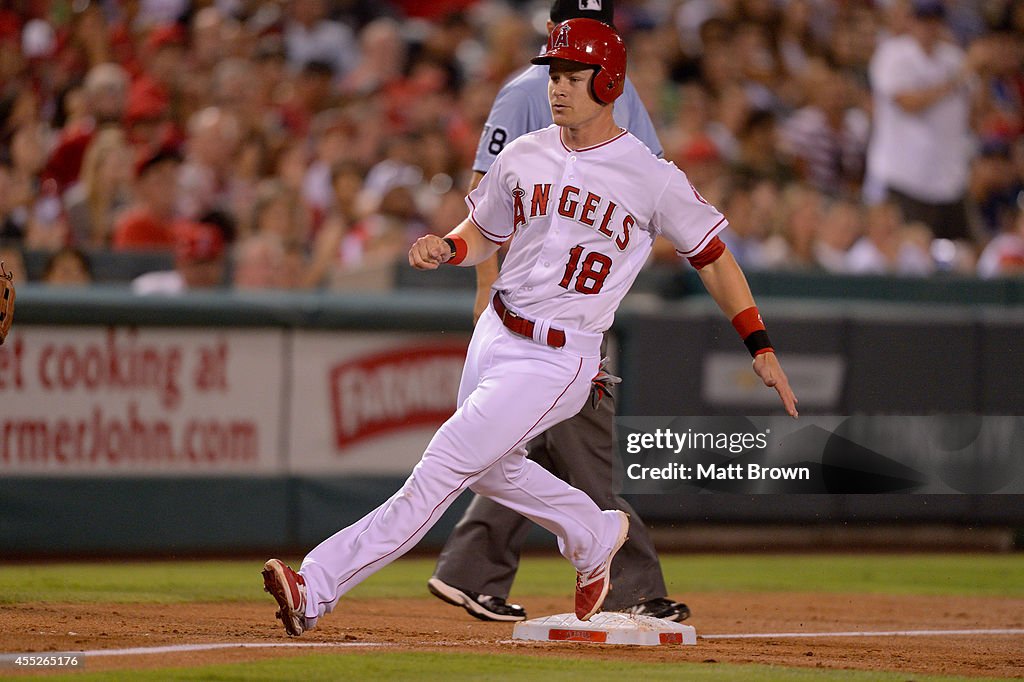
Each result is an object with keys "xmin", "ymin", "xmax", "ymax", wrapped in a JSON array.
[{"xmin": 468, "ymin": 125, "xmax": 728, "ymax": 333}]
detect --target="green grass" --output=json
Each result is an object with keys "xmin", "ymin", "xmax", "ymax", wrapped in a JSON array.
[
  {"xmin": 41, "ymin": 652, "xmax": 1015, "ymax": 682},
  {"xmin": 664, "ymin": 554, "xmax": 1024, "ymax": 597},
  {"xmin": 0, "ymin": 554, "xmax": 1021, "ymax": 604}
]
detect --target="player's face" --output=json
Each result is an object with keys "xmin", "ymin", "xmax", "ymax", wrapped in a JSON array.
[{"xmin": 548, "ymin": 60, "xmax": 605, "ymax": 128}]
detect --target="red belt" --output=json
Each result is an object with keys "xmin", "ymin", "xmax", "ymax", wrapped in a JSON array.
[{"xmin": 492, "ymin": 293, "xmax": 566, "ymax": 349}]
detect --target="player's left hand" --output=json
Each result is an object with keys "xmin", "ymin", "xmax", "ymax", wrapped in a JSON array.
[
  {"xmin": 409, "ymin": 235, "xmax": 452, "ymax": 270},
  {"xmin": 752, "ymin": 352, "xmax": 798, "ymax": 418}
]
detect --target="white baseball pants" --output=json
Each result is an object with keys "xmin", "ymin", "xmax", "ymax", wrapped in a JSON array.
[{"xmin": 300, "ymin": 304, "xmax": 625, "ymax": 622}]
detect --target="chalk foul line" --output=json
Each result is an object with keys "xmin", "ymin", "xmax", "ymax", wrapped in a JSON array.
[
  {"xmin": 9, "ymin": 628, "xmax": 1023, "ymax": 659},
  {"xmin": 50, "ymin": 642, "xmax": 391, "ymax": 658},
  {"xmin": 701, "ymin": 628, "xmax": 1024, "ymax": 640}
]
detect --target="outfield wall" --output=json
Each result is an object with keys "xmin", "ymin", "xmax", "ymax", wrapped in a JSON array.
[{"xmin": 1, "ymin": 286, "xmax": 1021, "ymax": 556}]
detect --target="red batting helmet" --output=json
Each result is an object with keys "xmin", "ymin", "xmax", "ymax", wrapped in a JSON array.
[{"xmin": 531, "ymin": 18, "xmax": 626, "ymax": 105}]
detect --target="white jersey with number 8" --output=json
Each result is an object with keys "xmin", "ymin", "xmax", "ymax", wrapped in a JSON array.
[{"xmin": 468, "ymin": 125, "xmax": 728, "ymax": 334}]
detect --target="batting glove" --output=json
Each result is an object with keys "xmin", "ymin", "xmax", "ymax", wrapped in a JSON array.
[{"xmin": 590, "ymin": 356, "xmax": 622, "ymax": 409}]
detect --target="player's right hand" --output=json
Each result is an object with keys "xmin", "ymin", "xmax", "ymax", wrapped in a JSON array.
[{"xmin": 409, "ymin": 235, "xmax": 451, "ymax": 270}]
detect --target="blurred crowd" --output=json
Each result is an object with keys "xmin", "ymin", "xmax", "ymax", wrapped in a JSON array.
[{"xmin": 1, "ymin": 0, "xmax": 1023, "ymax": 293}]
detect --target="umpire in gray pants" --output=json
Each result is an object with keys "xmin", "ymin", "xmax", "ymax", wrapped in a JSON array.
[{"xmin": 426, "ymin": 0, "xmax": 688, "ymax": 623}]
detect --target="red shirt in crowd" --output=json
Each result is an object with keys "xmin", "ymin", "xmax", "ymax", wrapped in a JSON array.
[{"xmin": 111, "ymin": 207, "xmax": 178, "ymax": 250}]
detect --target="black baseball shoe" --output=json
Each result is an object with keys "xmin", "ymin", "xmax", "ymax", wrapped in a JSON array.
[
  {"xmin": 620, "ymin": 597, "xmax": 691, "ymax": 622},
  {"xmin": 427, "ymin": 577, "xmax": 527, "ymax": 622}
]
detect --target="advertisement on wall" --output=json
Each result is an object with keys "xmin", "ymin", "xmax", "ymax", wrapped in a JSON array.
[
  {"xmin": 1, "ymin": 327, "xmax": 473, "ymax": 477},
  {"xmin": 288, "ymin": 331, "xmax": 471, "ymax": 476},
  {"xmin": 701, "ymin": 352, "xmax": 845, "ymax": 410},
  {"xmin": 0, "ymin": 327, "xmax": 285, "ymax": 476}
]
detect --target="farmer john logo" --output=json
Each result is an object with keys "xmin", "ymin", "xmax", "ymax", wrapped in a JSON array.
[{"xmin": 328, "ymin": 345, "xmax": 466, "ymax": 450}]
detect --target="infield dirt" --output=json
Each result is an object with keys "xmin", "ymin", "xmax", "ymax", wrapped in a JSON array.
[{"xmin": 2, "ymin": 592, "xmax": 1022, "ymax": 677}]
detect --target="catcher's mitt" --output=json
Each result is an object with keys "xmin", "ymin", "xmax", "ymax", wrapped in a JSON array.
[{"xmin": 0, "ymin": 261, "xmax": 14, "ymax": 345}]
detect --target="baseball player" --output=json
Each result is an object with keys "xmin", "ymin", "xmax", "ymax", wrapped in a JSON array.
[
  {"xmin": 426, "ymin": 0, "xmax": 687, "ymax": 624},
  {"xmin": 263, "ymin": 18, "xmax": 797, "ymax": 637}
]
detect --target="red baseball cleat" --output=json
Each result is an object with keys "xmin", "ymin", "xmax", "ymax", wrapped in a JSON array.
[
  {"xmin": 262, "ymin": 558, "xmax": 309, "ymax": 636},
  {"xmin": 574, "ymin": 510, "xmax": 629, "ymax": 621}
]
